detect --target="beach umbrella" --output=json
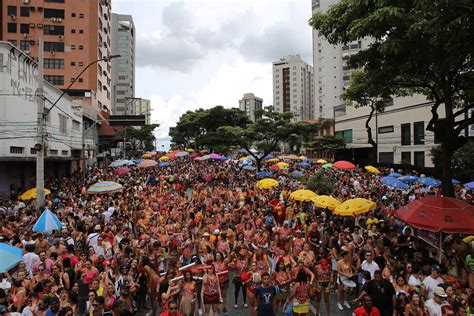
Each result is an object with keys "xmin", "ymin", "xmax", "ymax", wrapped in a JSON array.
[
  {"xmin": 0, "ymin": 243, "xmax": 22, "ymax": 273},
  {"xmin": 257, "ymin": 171, "xmax": 273, "ymax": 178},
  {"xmin": 87, "ymin": 181, "xmax": 123, "ymax": 194},
  {"xmin": 149, "ymin": 151, "xmax": 157, "ymax": 156},
  {"xmin": 399, "ymin": 175, "xmax": 418, "ymax": 183},
  {"xmin": 333, "ymin": 160, "xmax": 356, "ymax": 170},
  {"xmin": 159, "ymin": 156, "xmax": 170, "ymax": 162},
  {"xmin": 322, "ymin": 163, "xmax": 333, "ymax": 169},
  {"xmin": 316, "ymin": 159, "xmax": 327, "ymax": 164},
  {"xmin": 138, "ymin": 159, "xmax": 158, "ymax": 168},
  {"xmin": 290, "ymin": 171, "xmax": 304, "ymax": 178},
  {"xmin": 313, "ymin": 195, "xmax": 341, "ymax": 211},
  {"xmin": 175, "ymin": 151, "xmax": 189, "ymax": 157},
  {"xmin": 290, "ymin": 189, "xmax": 318, "ymax": 202},
  {"xmin": 200, "ymin": 155, "xmax": 211, "ymax": 160},
  {"xmin": 186, "ymin": 148, "xmax": 195, "ymax": 153},
  {"xmin": 388, "ymin": 172, "xmax": 402, "ymax": 178},
  {"xmin": 19, "ymin": 188, "xmax": 51, "ymax": 201},
  {"xmin": 32, "ymin": 208, "xmax": 62, "ymax": 232},
  {"xmin": 298, "ymin": 161, "xmax": 311, "ymax": 168},
  {"xmin": 278, "ymin": 154, "xmax": 300, "ymax": 160},
  {"xmin": 208, "ymin": 153, "xmax": 223, "ymax": 160},
  {"xmin": 416, "ymin": 177, "xmax": 442, "ymax": 187},
  {"xmin": 114, "ymin": 167, "xmax": 131, "ymax": 175},
  {"xmin": 261, "ymin": 154, "xmax": 275, "ymax": 160},
  {"xmin": 142, "ymin": 153, "xmax": 152, "ymax": 159},
  {"xmin": 159, "ymin": 162, "xmax": 170, "ymax": 167},
  {"xmin": 200, "ymin": 150, "xmax": 209, "ymax": 155},
  {"xmin": 109, "ymin": 159, "xmax": 129, "ymax": 168},
  {"xmin": 239, "ymin": 159, "xmax": 253, "ymax": 166},
  {"xmin": 364, "ymin": 166, "xmax": 380, "ymax": 174},
  {"xmin": 276, "ymin": 162, "xmax": 289, "ymax": 169},
  {"xmin": 452, "ymin": 179, "xmax": 461, "ymax": 185},
  {"xmin": 165, "ymin": 153, "xmax": 176, "ymax": 159},
  {"xmin": 464, "ymin": 181, "xmax": 474, "ymax": 190},
  {"xmin": 334, "ymin": 198, "xmax": 376, "ymax": 216},
  {"xmin": 256, "ymin": 178, "xmax": 279, "ymax": 190},
  {"xmin": 298, "ymin": 156, "xmax": 307, "ymax": 161},
  {"xmin": 266, "ymin": 158, "xmax": 280, "ymax": 163},
  {"xmin": 380, "ymin": 177, "xmax": 410, "ymax": 190},
  {"xmin": 243, "ymin": 165, "xmax": 255, "ymax": 171},
  {"xmin": 395, "ymin": 196, "xmax": 474, "ymax": 234}
]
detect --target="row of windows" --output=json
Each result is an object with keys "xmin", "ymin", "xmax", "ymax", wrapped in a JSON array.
[
  {"xmin": 379, "ymin": 151, "xmax": 425, "ymax": 167},
  {"xmin": 44, "ymin": 58, "xmax": 64, "ymax": 69},
  {"xmin": 44, "ymin": 75, "xmax": 64, "ymax": 85},
  {"xmin": 10, "ymin": 146, "xmax": 68, "ymax": 156},
  {"xmin": 8, "ymin": 5, "xmax": 85, "ymax": 18}
]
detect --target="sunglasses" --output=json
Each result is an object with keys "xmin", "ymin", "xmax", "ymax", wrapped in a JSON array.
[{"xmin": 169, "ymin": 307, "xmax": 178, "ymax": 310}]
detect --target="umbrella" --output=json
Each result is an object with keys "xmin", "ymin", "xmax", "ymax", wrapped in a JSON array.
[
  {"xmin": 208, "ymin": 153, "xmax": 223, "ymax": 160},
  {"xmin": 243, "ymin": 165, "xmax": 255, "ymax": 171},
  {"xmin": 109, "ymin": 159, "xmax": 129, "ymax": 168},
  {"xmin": 159, "ymin": 156, "xmax": 170, "ymax": 162},
  {"xmin": 257, "ymin": 171, "xmax": 273, "ymax": 178},
  {"xmin": 266, "ymin": 158, "xmax": 280, "ymax": 163},
  {"xmin": 399, "ymin": 175, "xmax": 418, "ymax": 183},
  {"xmin": 276, "ymin": 162, "xmax": 289, "ymax": 169},
  {"xmin": 0, "ymin": 243, "xmax": 22, "ymax": 273},
  {"xmin": 333, "ymin": 160, "xmax": 356, "ymax": 170},
  {"xmin": 395, "ymin": 196, "xmax": 474, "ymax": 234},
  {"xmin": 114, "ymin": 167, "xmax": 131, "ymax": 175},
  {"xmin": 190, "ymin": 153, "xmax": 200, "ymax": 158},
  {"xmin": 200, "ymin": 155, "xmax": 211, "ymax": 160},
  {"xmin": 452, "ymin": 179, "xmax": 460, "ymax": 185},
  {"xmin": 298, "ymin": 161, "xmax": 311, "ymax": 168},
  {"xmin": 186, "ymin": 148, "xmax": 195, "ymax": 153},
  {"xmin": 313, "ymin": 195, "xmax": 341, "ymax": 211},
  {"xmin": 278, "ymin": 154, "xmax": 300, "ymax": 160},
  {"xmin": 290, "ymin": 171, "xmax": 304, "ymax": 178},
  {"xmin": 138, "ymin": 160, "xmax": 159, "ymax": 168},
  {"xmin": 239, "ymin": 159, "xmax": 253, "ymax": 166},
  {"xmin": 290, "ymin": 189, "xmax": 318, "ymax": 202},
  {"xmin": 261, "ymin": 154, "xmax": 275, "ymax": 160},
  {"xmin": 256, "ymin": 178, "xmax": 279, "ymax": 189},
  {"xmin": 165, "ymin": 153, "xmax": 176, "ymax": 159},
  {"xmin": 175, "ymin": 151, "xmax": 189, "ymax": 157},
  {"xmin": 298, "ymin": 156, "xmax": 307, "ymax": 161},
  {"xmin": 32, "ymin": 208, "xmax": 62, "ymax": 232},
  {"xmin": 19, "ymin": 188, "xmax": 51, "ymax": 201},
  {"xmin": 316, "ymin": 159, "xmax": 327, "ymax": 164},
  {"xmin": 87, "ymin": 181, "xmax": 123, "ymax": 194},
  {"xmin": 159, "ymin": 162, "xmax": 170, "ymax": 167},
  {"xmin": 364, "ymin": 166, "xmax": 380, "ymax": 174},
  {"xmin": 416, "ymin": 177, "xmax": 442, "ymax": 187},
  {"xmin": 334, "ymin": 198, "xmax": 376, "ymax": 216},
  {"xmin": 322, "ymin": 163, "xmax": 333, "ymax": 169},
  {"xmin": 464, "ymin": 181, "xmax": 474, "ymax": 190},
  {"xmin": 388, "ymin": 172, "xmax": 402, "ymax": 178},
  {"xmin": 142, "ymin": 153, "xmax": 152, "ymax": 159},
  {"xmin": 380, "ymin": 177, "xmax": 410, "ymax": 190}
]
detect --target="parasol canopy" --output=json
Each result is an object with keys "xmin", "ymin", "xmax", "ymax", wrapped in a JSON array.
[
  {"xmin": 87, "ymin": 181, "xmax": 123, "ymax": 194},
  {"xmin": 208, "ymin": 153, "xmax": 223, "ymax": 160},
  {"xmin": 243, "ymin": 165, "xmax": 255, "ymax": 171},
  {"xmin": 32, "ymin": 208, "xmax": 62, "ymax": 232},
  {"xmin": 20, "ymin": 188, "xmax": 51, "ymax": 201},
  {"xmin": 278, "ymin": 154, "xmax": 300, "ymax": 160},
  {"xmin": 380, "ymin": 177, "xmax": 410, "ymax": 190},
  {"xmin": 159, "ymin": 156, "xmax": 170, "ymax": 162},
  {"xmin": 298, "ymin": 161, "xmax": 311, "ymax": 168},
  {"xmin": 322, "ymin": 163, "xmax": 333, "ymax": 169},
  {"xmin": 334, "ymin": 198, "xmax": 376, "ymax": 216},
  {"xmin": 333, "ymin": 160, "xmax": 356, "ymax": 170},
  {"xmin": 113, "ymin": 167, "xmax": 131, "ymax": 175},
  {"xmin": 266, "ymin": 158, "xmax": 280, "ymax": 163},
  {"xmin": 316, "ymin": 159, "xmax": 327, "ymax": 164},
  {"xmin": 290, "ymin": 189, "xmax": 318, "ymax": 202},
  {"xmin": 388, "ymin": 172, "xmax": 402, "ymax": 178},
  {"xmin": 256, "ymin": 178, "xmax": 279, "ymax": 190},
  {"xmin": 399, "ymin": 175, "xmax": 418, "ymax": 183},
  {"xmin": 290, "ymin": 171, "xmax": 304, "ymax": 178},
  {"xmin": 313, "ymin": 195, "xmax": 341, "ymax": 211},
  {"xmin": 0, "ymin": 243, "xmax": 22, "ymax": 273},
  {"xmin": 159, "ymin": 162, "xmax": 170, "ymax": 167},
  {"xmin": 416, "ymin": 177, "xmax": 442, "ymax": 187},
  {"xmin": 464, "ymin": 181, "xmax": 474, "ymax": 190},
  {"xmin": 109, "ymin": 159, "xmax": 129, "ymax": 168},
  {"xmin": 174, "ymin": 151, "xmax": 189, "ymax": 157},
  {"xmin": 138, "ymin": 159, "xmax": 158, "ymax": 168},
  {"xmin": 256, "ymin": 171, "xmax": 273, "ymax": 178},
  {"xmin": 364, "ymin": 166, "xmax": 380, "ymax": 174},
  {"xmin": 142, "ymin": 153, "xmax": 152, "ymax": 159}
]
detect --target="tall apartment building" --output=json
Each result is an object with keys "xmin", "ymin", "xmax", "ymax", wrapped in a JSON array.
[
  {"xmin": 238, "ymin": 93, "xmax": 263, "ymax": 122},
  {"xmin": 0, "ymin": 0, "xmax": 113, "ymax": 111},
  {"xmin": 272, "ymin": 55, "xmax": 314, "ymax": 122},
  {"xmin": 132, "ymin": 98, "xmax": 151, "ymax": 125},
  {"xmin": 311, "ymin": 0, "xmax": 371, "ymax": 119},
  {"xmin": 110, "ymin": 13, "xmax": 135, "ymax": 115}
]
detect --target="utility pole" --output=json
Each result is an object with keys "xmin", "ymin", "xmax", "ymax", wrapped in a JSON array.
[{"xmin": 35, "ymin": 38, "xmax": 45, "ymax": 210}]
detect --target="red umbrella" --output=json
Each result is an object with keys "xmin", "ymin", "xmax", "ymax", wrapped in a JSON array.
[
  {"xmin": 333, "ymin": 160, "xmax": 356, "ymax": 170},
  {"xmin": 395, "ymin": 196, "xmax": 474, "ymax": 234},
  {"xmin": 114, "ymin": 167, "xmax": 131, "ymax": 175},
  {"xmin": 269, "ymin": 164, "xmax": 281, "ymax": 171}
]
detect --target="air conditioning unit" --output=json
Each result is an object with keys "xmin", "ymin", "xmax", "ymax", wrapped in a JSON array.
[
  {"xmin": 10, "ymin": 15, "xmax": 16, "ymax": 20},
  {"xmin": 30, "ymin": 23, "xmax": 35, "ymax": 28},
  {"xmin": 51, "ymin": 17, "xmax": 57, "ymax": 22},
  {"xmin": 22, "ymin": 0, "xmax": 29, "ymax": 3},
  {"xmin": 50, "ymin": 51, "xmax": 55, "ymax": 55},
  {"xmin": 57, "ymin": 18, "xmax": 62, "ymax": 22},
  {"xmin": 37, "ymin": 24, "xmax": 43, "ymax": 28},
  {"xmin": 29, "ymin": 40, "xmax": 35, "ymax": 45},
  {"xmin": 59, "ymin": 35, "xmax": 64, "ymax": 41},
  {"xmin": 23, "ymin": 33, "xmax": 28, "ymax": 38}
]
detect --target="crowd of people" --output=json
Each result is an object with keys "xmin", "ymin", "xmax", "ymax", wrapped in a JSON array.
[{"xmin": 0, "ymin": 153, "xmax": 473, "ymax": 316}]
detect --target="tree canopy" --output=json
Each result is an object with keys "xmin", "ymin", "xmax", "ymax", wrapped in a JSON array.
[
  {"xmin": 126, "ymin": 124, "xmax": 159, "ymax": 156},
  {"xmin": 310, "ymin": 0, "xmax": 474, "ymax": 196}
]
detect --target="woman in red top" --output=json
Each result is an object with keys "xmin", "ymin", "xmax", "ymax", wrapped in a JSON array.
[
  {"xmin": 179, "ymin": 270, "xmax": 197, "ymax": 316},
  {"xmin": 272, "ymin": 259, "xmax": 292, "ymax": 314},
  {"xmin": 245, "ymin": 261, "xmax": 261, "ymax": 316},
  {"xmin": 202, "ymin": 265, "xmax": 222, "ymax": 316},
  {"xmin": 213, "ymin": 252, "xmax": 229, "ymax": 314},
  {"xmin": 288, "ymin": 269, "xmax": 311, "ymax": 315},
  {"xmin": 314, "ymin": 258, "xmax": 333, "ymax": 316}
]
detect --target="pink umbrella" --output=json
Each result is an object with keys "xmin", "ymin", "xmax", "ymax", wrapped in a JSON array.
[
  {"xmin": 208, "ymin": 153, "xmax": 223, "ymax": 160},
  {"xmin": 333, "ymin": 160, "xmax": 356, "ymax": 170},
  {"xmin": 114, "ymin": 167, "xmax": 131, "ymax": 175}
]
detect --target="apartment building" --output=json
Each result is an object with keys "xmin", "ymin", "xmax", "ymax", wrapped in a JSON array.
[{"xmin": 238, "ymin": 93, "xmax": 263, "ymax": 122}]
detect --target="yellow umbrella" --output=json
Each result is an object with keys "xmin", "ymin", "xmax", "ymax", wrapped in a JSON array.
[
  {"xmin": 279, "ymin": 154, "xmax": 300, "ymax": 160},
  {"xmin": 159, "ymin": 156, "xmax": 170, "ymax": 162},
  {"xmin": 365, "ymin": 165, "xmax": 380, "ymax": 174},
  {"xmin": 313, "ymin": 195, "xmax": 341, "ymax": 211},
  {"xmin": 334, "ymin": 198, "xmax": 376, "ymax": 216},
  {"xmin": 463, "ymin": 236, "xmax": 474, "ymax": 244},
  {"xmin": 20, "ymin": 188, "xmax": 51, "ymax": 200},
  {"xmin": 290, "ymin": 189, "xmax": 318, "ymax": 202},
  {"xmin": 239, "ymin": 157, "xmax": 250, "ymax": 161},
  {"xmin": 316, "ymin": 159, "xmax": 327, "ymax": 164},
  {"xmin": 267, "ymin": 158, "xmax": 280, "ymax": 163},
  {"xmin": 256, "ymin": 178, "xmax": 279, "ymax": 190},
  {"xmin": 276, "ymin": 162, "xmax": 289, "ymax": 169},
  {"xmin": 298, "ymin": 156, "xmax": 307, "ymax": 161},
  {"xmin": 186, "ymin": 148, "xmax": 195, "ymax": 153},
  {"xmin": 142, "ymin": 153, "xmax": 152, "ymax": 159}
]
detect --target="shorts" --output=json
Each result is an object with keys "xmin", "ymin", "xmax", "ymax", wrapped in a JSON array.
[
  {"xmin": 293, "ymin": 302, "xmax": 310, "ymax": 314},
  {"xmin": 203, "ymin": 293, "xmax": 219, "ymax": 304}
]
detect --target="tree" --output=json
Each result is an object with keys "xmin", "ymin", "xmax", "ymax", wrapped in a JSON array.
[
  {"xmin": 304, "ymin": 170, "xmax": 337, "ymax": 195},
  {"xmin": 310, "ymin": 0, "xmax": 474, "ymax": 197},
  {"xmin": 341, "ymin": 69, "xmax": 393, "ymax": 164},
  {"xmin": 125, "ymin": 124, "xmax": 159, "ymax": 156},
  {"xmin": 304, "ymin": 135, "xmax": 346, "ymax": 158},
  {"xmin": 431, "ymin": 140, "xmax": 474, "ymax": 182}
]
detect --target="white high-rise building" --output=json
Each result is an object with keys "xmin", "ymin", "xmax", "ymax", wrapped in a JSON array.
[
  {"xmin": 312, "ymin": 0, "xmax": 371, "ymax": 119},
  {"xmin": 273, "ymin": 55, "xmax": 314, "ymax": 122},
  {"xmin": 239, "ymin": 93, "xmax": 263, "ymax": 122}
]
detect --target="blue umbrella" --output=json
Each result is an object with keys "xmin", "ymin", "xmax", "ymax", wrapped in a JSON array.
[
  {"xmin": 452, "ymin": 179, "xmax": 460, "ymax": 185},
  {"xmin": 388, "ymin": 172, "xmax": 402, "ymax": 178},
  {"xmin": 159, "ymin": 162, "xmax": 170, "ymax": 167},
  {"xmin": 257, "ymin": 171, "xmax": 273, "ymax": 178},
  {"xmin": 261, "ymin": 154, "xmax": 275, "ymax": 160},
  {"xmin": 399, "ymin": 175, "xmax": 418, "ymax": 183},
  {"xmin": 238, "ymin": 159, "xmax": 253, "ymax": 166},
  {"xmin": 463, "ymin": 181, "xmax": 474, "ymax": 190},
  {"xmin": 380, "ymin": 177, "xmax": 410, "ymax": 190},
  {"xmin": 416, "ymin": 177, "xmax": 442, "ymax": 187},
  {"xmin": 0, "ymin": 243, "xmax": 22, "ymax": 273},
  {"xmin": 298, "ymin": 162, "xmax": 311, "ymax": 168},
  {"xmin": 243, "ymin": 165, "xmax": 255, "ymax": 171},
  {"xmin": 291, "ymin": 171, "xmax": 304, "ymax": 178},
  {"xmin": 32, "ymin": 208, "xmax": 62, "ymax": 232}
]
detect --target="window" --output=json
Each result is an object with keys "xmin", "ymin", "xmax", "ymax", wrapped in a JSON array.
[
  {"xmin": 20, "ymin": 23, "xmax": 29, "ymax": 34},
  {"xmin": 10, "ymin": 146, "xmax": 23, "ymax": 154},
  {"xmin": 378, "ymin": 125, "xmax": 394, "ymax": 134},
  {"xmin": 334, "ymin": 104, "xmax": 346, "ymax": 117},
  {"xmin": 71, "ymin": 29, "xmax": 76, "ymax": 34},
  {"xmin": 49, "ymin": 149, "xmax": 58, "ymax": 155},
  {"xmin": 20, "ymin": 7, "xmax": 29, "ymax": 17},
  {"xmin": 379, "ymin": 152, "xmax": 394, "ymax": 164},
  {"xmin": 79, "ymin": 45, "xmax": 84, "ymax": 50},
  {"xmin": 401, "ymin": 123, "xmax": 411, "ymax": 145},
  {"xmin": 58, "ymin": 114, "xmax": 67, "ymax": 134},
  {"xmin": 71, "ymin": 45, "xmax": 76, "ymax": 49},
  {"xmin": 71, "ymin": 13, "xmax": 76, "ymax": 17},
  {"xmin": 44, "ymin": 8, "xmax": 65, "ymax": 19},
  {"xmin": 78, "ymin": 62, "xmax": 83, "ymax": 66},
  {"xmin": 79, "ymin": 13, "xmax": 84, "ymax": 18},
  {"xmin": 414, "ymin": 121, "xmax": 424, "ymax": 145},
  {"xmin": 414, "ymin": 151, "xmax": 425, "ymax": 168},
  {"xmin": 30, "ymin": 148, "xmax": 37, "ymax": 155},
  {"xmin": 20, "ymin": 41, "xmax": 30, "ymax": 51},
  {"xmin": 8, "ymin": 40, "xmax": 17, "ymax": 46},
  {"xmin": 44, "ymin": 42, "xmax": 64, "ymax": 52},
  {"xmin": 79, "ymin": 29, "xmax": 84, "ymax": 34},
  {"xmin": 44, "ymin": 75, "xmax": 64, "ymax": 85},
  {"xmin": 8, "ymin": 6, "xmax": 17, "ymax": 16},
  {"xmin": 44, "ymin": 25, "xmax": 64, "ymax": 35},
  {"xmin": 61, "ymin": 150, "xmax": 68, "ymax": 156},
  {"xmin": 335, "ymin": 129, "xmax": 353, "ymax": 143},
  {"xmin": 44, "ymin": 58, "xmax": 64, "ymax": 69},
  {"xmin": 8, "ymin": 23, "xmax": 17, "ymax": 33},
  {"xmin": 71, "ymin": 61, "xmax": 75, "ymax": 66},
  {"xmin": 72, "ymin": 120, "xmax": 80, "ymax": 131},
  {"xmin": 401, "ymin": 152, "xmax": 411, "ymax": 164}
]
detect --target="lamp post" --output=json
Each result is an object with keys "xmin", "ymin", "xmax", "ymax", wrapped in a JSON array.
[{"xmin": 35, "ymin": 50, "xmax": 120, "ymax": 210}]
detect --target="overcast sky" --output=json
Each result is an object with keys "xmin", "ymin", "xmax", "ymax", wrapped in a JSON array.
[{"xmin": 114, "ymin": 0, "xmax": 313, "ymax": 149}]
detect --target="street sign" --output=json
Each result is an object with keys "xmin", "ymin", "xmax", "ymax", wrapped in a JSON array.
[{"xmin": 109, "ymin": 115, "xmax": 146, "ymax": 126}]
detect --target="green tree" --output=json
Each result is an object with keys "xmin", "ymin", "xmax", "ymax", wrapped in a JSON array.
[
  {"xmin": 431, "ymin": 140, "xmax": 474, "ymax": 182},
  {"xmin": 304, "ymin": 170, "xmax": 337, "ymax": 195},
  {"xmin": 310, "ymin": 0, "xmax": 474, "ymax": 197},
  {"xmin": 304, "ymin": 135, "xmax": 345, "ymax": 158},
  {"xmin": 126, "ymin": 124, "xmax": 159, "ymax": 156}
]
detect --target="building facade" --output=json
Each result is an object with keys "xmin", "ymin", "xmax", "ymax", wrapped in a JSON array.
[
  {"xmin": 110, "ymin": 13, "xmax": 135, "ymax": 115},
  {"xmin": 238, "ymin": 93, "xmax": 263, "ymax": 122},
  {"xmin": 0, "ymin": 0, "xmax": 112, "ymax": 112},
  {"xmin": 272, "ymin": 55, "xmax": 314, "ymax": 122},
  {"xmin": 0, "ymin": 42, "xmax": 83, "ymax": 196},
  {"xmin": 132, "ymin": 98, "xmax": 151, "ymax": 125}
]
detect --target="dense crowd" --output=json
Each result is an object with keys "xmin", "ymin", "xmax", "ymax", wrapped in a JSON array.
[{"xmin": 0, "ymin": 154, "xmax": 472, "ymax": 316}]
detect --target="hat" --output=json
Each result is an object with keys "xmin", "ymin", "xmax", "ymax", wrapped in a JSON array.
[
  {"xmin": 102, "ymin": 260, "xmax": 111, "ymax": 267},
  {"xmin": 433, "ymin": 286, "xmax": 447, "ymax": 298},
  {"xmin": 431, "ymin": 265, "xmax": 442, "ymax": 273}
]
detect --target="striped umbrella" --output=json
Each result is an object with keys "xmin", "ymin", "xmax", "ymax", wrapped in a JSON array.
[
  {"xmin": 0, "ymin": 243, "xmax": 23, "ymax": 273},
  {"xmin": 109, "ymin": 159, "xmax": 129, "ymax": 168},
  {"xmin": 138, "ymin": 159, "xmax": 158, "ymax": 168},
  {"xmin": 32, "ymin": 208, "xmax": 62, "ymax": 232},
  {"xmin": 87, "ymin": 181, "xmax": 123, "ymax": 194}
]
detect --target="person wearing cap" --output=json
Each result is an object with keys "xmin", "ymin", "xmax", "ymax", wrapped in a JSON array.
[
  {"xmin": 425, "ymin": 286, "xmax": 448, "ymax": 316},
  {"xmin": 422, "ymin": 265, "xmax": 444, "ymax": 299}
]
